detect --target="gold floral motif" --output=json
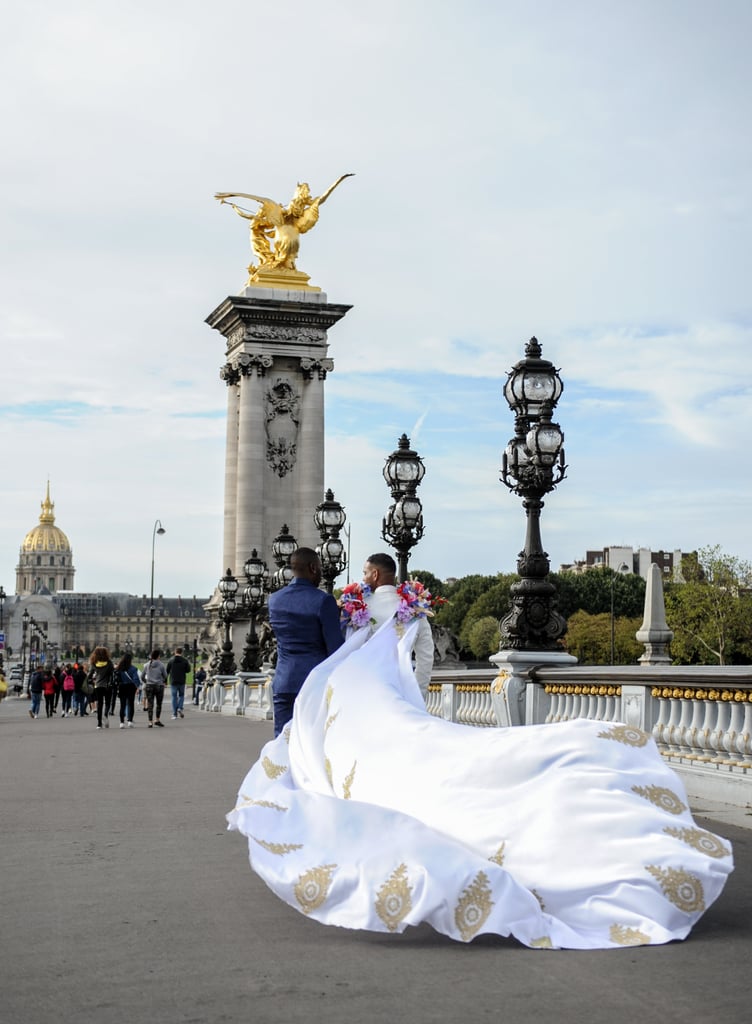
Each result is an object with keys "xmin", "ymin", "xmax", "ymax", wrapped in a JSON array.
[
  {"xmin": 324, "ymin": 758, "xmax": 333, "ymax": 786},
  {"xmin": 454, "ymin": 871, "xmax": 495, "ymax": 941},
  {"xmin": 375, "ymin": 863, "xmax": 413, "ymax": 932},
  {"xmin": 342, "ymin": 760, "xmax": 357, "ymax": 799},
  {"xmin": 250, "ymin": 835, "xmax": 303, "ymax": 856},
  {"xmin": 489, "ymin": 842, "xmax": 506, "ymax": 866},
  {"xmin": 492, "ymin": 670, "xmax": 509, "ymax": 694},
  {"xmin": 294, "ymin": 864, "xmax": 337, "ymax": 914},
  {"xmin": 631, "ymin": 784, "xmax": 687, "ymax": 815},
  {"xmin": 663, "ymin": 826, "xmax": 731, "ymax": 859},
  {"xmin": 529, "ymin": 936, "xmax": 553, "ymax": 948},
  {"xmin": 610, "ymin": 923, "xmax": 651, "ymax": 946},
  {"xmin": 598, "ymin": 724, "xmax": 650, "ymax": 747},
  {"xmin": 646, "ymin": 865, "xmax": 705, "ymax": 913},
  {"xmin": 531, "ymin": 889, "xmax": 546, "ymax": 911},
  {"xmin": 236, "ymin": 796, "xmax": 288, "ymax": 812},
  {"xmin": 262, "ymin": 756, "xmax": 288, "ymax": 779},
  {"xmin": 325, "ymin": 684, "xmax": 334, "ymax": 709},
  {"xmin": 324, "ymin": 711, "xmax": 340, "ymax": 733}
]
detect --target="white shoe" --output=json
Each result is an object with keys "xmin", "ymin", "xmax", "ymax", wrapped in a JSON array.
[
  {"xmin": 171, "ymin": 715, "xmax": 177, "ymax": 720},
  {"xmin": 119, "ymin": 722, "xmax": 125, "ymax": 729},
  {"xmin": 127, "ymin": 722, "xmax": 134, "ymax": 728}
]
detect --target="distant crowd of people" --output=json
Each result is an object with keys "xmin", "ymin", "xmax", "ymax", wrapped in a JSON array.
[{"xmin": 20, "ymin": 647, "xmax": 208, "ymax": 730}]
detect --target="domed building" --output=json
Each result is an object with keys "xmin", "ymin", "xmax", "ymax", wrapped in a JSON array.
[{"xmin": 15, "ymin": 483, "xmax": 76, "ymax": 595}]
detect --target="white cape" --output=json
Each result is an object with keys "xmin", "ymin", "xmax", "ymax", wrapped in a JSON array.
[{"xmin": 227, "ymin": 618, "xmax": 733, "ymax": 949}]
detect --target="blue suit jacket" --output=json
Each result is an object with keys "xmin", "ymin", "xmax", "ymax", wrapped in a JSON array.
[{"xmin": 268, "ymin": 578, "xmax": 344, "ymax": 694}]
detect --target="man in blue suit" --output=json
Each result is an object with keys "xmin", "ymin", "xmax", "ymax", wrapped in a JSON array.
[{"xmin": 268, "ymin": 547, "xmax": 344, "ymax": 736}]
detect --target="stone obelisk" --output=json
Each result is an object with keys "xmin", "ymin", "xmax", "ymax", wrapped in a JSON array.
[{"xmin": 207, "ymin": 175, "xmax": 353, "ymax": 577}]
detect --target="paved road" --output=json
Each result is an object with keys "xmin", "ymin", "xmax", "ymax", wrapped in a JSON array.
[{"xmin": 1, "ymin": 695, "xmax": 750, "ymax": 1024}]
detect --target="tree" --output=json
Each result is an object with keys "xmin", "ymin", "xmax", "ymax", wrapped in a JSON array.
[
  {"xmin": 665, "ymin": 546, "xmax": 752, "ymax": 665},
  {"xmin": 564, "ymin": 611, "xmax": 643, "ymax": 665},
  {"xmin": 434, "ymin": 575, "xmax": 500, "ymax": 639},
  {"xmin": 467, "ymin": 617, "xmax": 501, "ymax": 659},
  {"xmin": 458, "ymin": 578, "xmax": 516, "ymax": 653},
  {"xmin": 408, "ymin": 569, "xmax": 446, "ymax": 598},
  {"xmin": 552, "ymin": 570, "xmax": 645, "ymax": 619}
]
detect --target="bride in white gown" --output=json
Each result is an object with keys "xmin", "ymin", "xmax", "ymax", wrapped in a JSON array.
[{"xmin": 227, "ymin": 589, "xmax": 733, "ymax": 949}]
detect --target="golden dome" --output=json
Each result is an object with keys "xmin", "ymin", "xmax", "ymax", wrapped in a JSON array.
[{"xmin": 21, "ymin": 483, "xmax": 72, "ymax": 554}]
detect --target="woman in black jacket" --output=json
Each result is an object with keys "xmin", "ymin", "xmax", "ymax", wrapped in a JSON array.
[{"xmin": 86, "ymin": 646, "xmax": 115, "ymax": 730}]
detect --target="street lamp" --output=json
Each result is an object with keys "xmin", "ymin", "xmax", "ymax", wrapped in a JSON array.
[
  {"xmin": 499, "ymin": 337, "xmax": 567, "ymax": 650},
  {"xmin": 0, "ymin": 584, "xmax": 5, "ymax": 670},
  {"xmin": 314, "ymin": 489, "xmax": 347, "ymax": 594},
  {"xmin": 216, "ymin": 568, "xmax": 239, "ymax": 675},
  {"xmin": 22, "ymin": 609, "xmax": 30, "ymax": 692},
  {"xmin": 240, "ymin": 549, "xmax": 268, "ymax": 671},
  {"xmin": 381, "ymin": 434, "xmax": 425, "ymax": 582},
  {"xmin": 148, "ymin": 520, "xmax": 166, "ymax": 655},
  {"xmin": 610, "ymin": 563, "xmax": 631, "ymax": 665},
  {"xmin": 270, "ymin": 524, "xmax": 297, "ymax": 592}
]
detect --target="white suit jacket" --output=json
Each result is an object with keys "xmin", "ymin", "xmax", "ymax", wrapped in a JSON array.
[{"xmin": 366, "ymin": 585, "xmax": 435, "ymax": 695}]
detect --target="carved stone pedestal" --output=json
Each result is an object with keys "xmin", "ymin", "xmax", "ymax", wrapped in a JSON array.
[
  {"xmin": 489, "ymin": 648, "xmax": 577, "ymax": 726},
  {"xmin": 206, "ymin": 286, "xmax": 351, "ymax": 575}
]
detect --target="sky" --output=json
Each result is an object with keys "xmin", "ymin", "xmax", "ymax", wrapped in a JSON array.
[{"xmin": 2, "ymin": 0, "xmax": 751, "ymax": 600}]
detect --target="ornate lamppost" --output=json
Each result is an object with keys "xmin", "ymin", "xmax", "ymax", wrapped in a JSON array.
[
  {"xmin": 22, "ymin": 609, "xmax": 30, "ymax": 692},
  {"xmin": 148, "ymin": 519, "xmax": 166, "ymax": 656},
  {"xmin": 499, "ymin": 336, "xmax": 567, "ymax": 650},
  {"xmin": 0, "ymin": 584, "xmax": 5, "ymax": 671},
  {"xmin": 270, "ymin": 524, "xmax": 297, "ymax": 591},
  {"xmin": 314, "ymin": 489, "xmax": 347, "ymax": 594},
  {"xmin": 216, "ymin": 569, "xmax": 238, "ymax": 675},
  {"xmin": 240, "ymin": 549, "xmax": 268, "ymax": 672},
  {"xmin": 381, "ymin": 434, "xmax": 425, "ymax": 582}
]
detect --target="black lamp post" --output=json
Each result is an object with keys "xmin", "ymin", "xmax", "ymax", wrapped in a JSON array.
[
  {"xmin": 22, "ymin": 609, "xmax": 30, "ymax": 691},
  {"xmin": 499, "ymin": 337, "xmax": 567, "ymax": 651},
  {"xmin": 0, "ymin": 584, "xmax": 5, "ymax": 670},
  {"xmin": 148, "ymin": 519, "xmax": 166, "ymax": 656},
  {"xmin": 381, "ymin": 434, "xmax": 425, "ymax": 582},
  {"xmin": 314, "ymin": 489, "xmax": 347, "ymax": 594},
  {"xmin": 216, "ymin": 568, "xmax": 238, "ymax": 675},
  {"xmin": 270, "ymin": 525, "xmax": 297, "ymax": 592},
  {"xmin": 240, "ymin": 549, "xmax": 268, "ymax": 671}
]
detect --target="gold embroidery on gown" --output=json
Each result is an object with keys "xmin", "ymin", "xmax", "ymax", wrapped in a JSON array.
[
  {"xmin": 598, "ymin": 724, "xmax": 650, "ymax": 747},
  {"xmin": 375, "ymin": 864, "xmax": 413, "ymax": 932},
  {"xmin": 295, "ymin": 865, "xmax": 337, "ymax": 914},
  {"xmin": 250, "ymin": 835, "xmax": 303, "ymax": 856},
  {"xmin": 262, "ymin": 756, "xmax": 288, "ymax": 779},
  {"xmin": 324, "ymin": 758, "xmax": 333, "ymax": 786},
  {"xmin": 610, "ymin": 924, "xmax": 651, "ymax": 946},
  {"xmin": 529, "ymin": 936, "xmax": 553, "ymax": 948},
  {"xmin": 663, "ymin": 826, "xmax": 731, "ymax": 859},
  {"xmin": 342, "ymin": 761, "xmax": 357, "ymax": 800},
  {"xmin": 325, "ymin": 684, "xmax": 334, "ymax": 709},
  {"xmin": 489, "ymin": 842, "xmax": 506, "ymax": 866},
  {"xmin": 454, "ymin": 871, "xmax": 494, "ymax": 941},
  {"xmin": 645, "ymin": 865, "xmax": 705, "ymax": 913},
  {"xmin": 324, "ymin": 711, "xmax": 339, "ymax": 733},
  {"xmin": 631, "ymin": 784, "xmax": 687, "ymax": 815},
  {"xmin": 531, "ymin": 889, "xmax": 546, "ymax": 911},
  {"xmin": 235, "ymin": 796, "xmax": 288, "ymax": 812}
]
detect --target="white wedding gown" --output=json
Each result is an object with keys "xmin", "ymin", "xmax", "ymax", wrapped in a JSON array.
[{"xmin": 227, "ymin": 617, "xmax": 733, "ymax": 949}]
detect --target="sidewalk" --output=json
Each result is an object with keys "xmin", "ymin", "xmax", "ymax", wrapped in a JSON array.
[{"xmin": 1, "ymin": 695, "xmax": 750, "ymax": 1024}]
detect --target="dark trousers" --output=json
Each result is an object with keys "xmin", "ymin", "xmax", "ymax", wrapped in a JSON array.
[
  {"xmin": 93, "ymin": 686, "xmax": 111, "ymax": 726},
  {"xmin": 272, "ymin": 691, "xmax": 298, "ymax": 738},
  {"xmin": 44, "ymin": 693, "xmax": 55, "ymax": 717},
  {"xmin": 145, "ymin": 683, "xmax": 164, "ymax": 722},
  {"xmin": 61, "ymin": 690, "xmax": 73, "ymax": 713},
  {"xmin": 119, "ymin": 682, "xmax": 137, "ymax": 723}
]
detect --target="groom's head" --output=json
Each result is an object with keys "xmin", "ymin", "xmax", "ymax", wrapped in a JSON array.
[
  {"xmin": 363, "ymin": 552, "xmax": 396, "ymax": 589},
  {"xmin": 291, "ymin": 547, "xmax": 322, "ymax": 587}
]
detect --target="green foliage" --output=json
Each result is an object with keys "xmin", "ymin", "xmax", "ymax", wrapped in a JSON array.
[
  {"xmin": 552, "ymin": 570, "xmax": 645, "ymax": 618},
  {"xmin": 408, "ymin": 569, "xmax": 446, "ymax": 598},
  {"xmin": 563, "ymin": 610, "xmax": 643, "ymax": 665},
  {"xmin": 665, "ymin": 545, "xmax": 752, "ymax": 665},
  {"xmin": 467, "ymin": 617, "xmax": 501, "ymax": 660},
  {"xmin": 458, "ymin": 578, "xmax": 516, "ymax": 653},
  {"xmin": 434, "ymin": 574, "xmax": 500, "ymax": 638}
]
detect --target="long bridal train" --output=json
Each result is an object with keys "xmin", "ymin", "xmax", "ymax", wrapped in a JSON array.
[{"xmin": 227, "ymin": 619, "xmax": 733, "ymax": 949}]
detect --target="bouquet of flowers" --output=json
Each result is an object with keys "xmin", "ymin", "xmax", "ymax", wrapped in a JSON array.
[
  {"xmin": 339, "ymin": 582, "xmax": 374, "ymax": 629},
  {"xmin": 395, "ymin": 580, "xmax": 447, "ymax": 623}
]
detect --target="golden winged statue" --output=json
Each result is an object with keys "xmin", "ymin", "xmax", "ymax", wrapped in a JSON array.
[{"xmin": 215, "ymin": 174, "xmax": 354, "ymax": 290}]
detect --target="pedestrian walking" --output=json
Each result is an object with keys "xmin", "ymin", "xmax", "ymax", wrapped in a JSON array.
[
  {"xmin": 115, "ymin": 652, "xmax": 140, "ymax": 728},
  {"xmin": 42, "ymin": 670, "xmax": 56, "ymax": 718},
  {"xmin": 29, "ymin": 668, "xmax": 43, "ymax": 718},
  {"xmin": 166, "ymin": 647, "xmax": 191, "ymax": 719},
  {"xmin": 193, "ymin": 665, "xmax": 207, "ymax": 705},
  {"xmin": 60, "ymin": 664, "xmax": 75, "ymax": 717},
  {"xmin": 72, "ymin": 662, "xmax": 88, "ymax": 717},
  {"xmin": 86, "ymin": 646, "xmax": 115, "ymax": 730},
  {"xmin": 141, "ymin": 649, "xmax": 168, "ymax": 728}
]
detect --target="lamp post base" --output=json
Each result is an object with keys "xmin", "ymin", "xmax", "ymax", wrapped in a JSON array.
[{"xmin": 489, "ymin": 648, "xmax": 578, "ymax": 727}]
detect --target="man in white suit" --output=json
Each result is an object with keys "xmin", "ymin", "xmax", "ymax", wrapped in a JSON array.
[{"xmin": 362, "ymin": 552, "xmax": 435, "ymax": 700}]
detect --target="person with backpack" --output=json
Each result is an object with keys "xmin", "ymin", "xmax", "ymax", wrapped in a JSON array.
[
  {"xmin": 60, "ymin": 664, "xmax": 76, "ymax": 718},
  {"xmin": 42, "ymin": 670, "xmax": 56, "ymax": 718},
  {"xmin": 86, "ymin": 646, "xmax": 115, "ymax": 730},
  {"xmin": 28, "ymin": 667, "xmax": 43, "ymax": 719},
  {"xmin": 141, "ymin": 649, "xmax": 168, "ymax": 728},
  {"xmin": 166, "ymin": 647, "xmax": 191, "ymax": 720},
  {"xmin": 115, "ymin": 652, "xmax": 140, "ymax": 729}
]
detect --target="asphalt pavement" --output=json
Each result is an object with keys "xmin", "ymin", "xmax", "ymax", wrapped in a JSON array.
[{"xmin": 1, "ymin": 693, "xmax": 750, "ymax": 1024}]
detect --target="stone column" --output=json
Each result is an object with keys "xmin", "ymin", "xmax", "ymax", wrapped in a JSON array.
[{"xmin": 219, "ymin": 362, "xmax": 240, "ymax": 576}]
